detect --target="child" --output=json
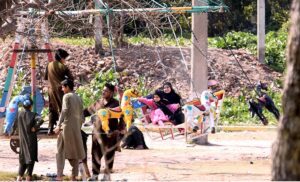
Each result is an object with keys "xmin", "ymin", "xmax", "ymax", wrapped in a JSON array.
[
  {"xmin": 16, "ymin": 97, "xmax": 44, "ymax": 181},
  {"xmin": 138, "ymin": 90, "xmax": 179, "ymax": 126},
  {"xmin": 200, "ymin": 80, "xmax": 218, "ymax": 133}
]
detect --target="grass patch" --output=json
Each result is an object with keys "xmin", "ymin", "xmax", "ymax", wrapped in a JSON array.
[
  {"xmin": 0, "ymin": 172, "xmax": 46, "ymax": 181},
  {"xmin": 52, "ymin": 35, "xmax": 192, "ymax": 47},
  {"xmin": 52, "ymin": 37, "xmax": 109, "ymax": 47},
  {"xmin": 0, "ymin": 171, "xmax": 73, "ymax": 181},
  {"xmin": 0, "ymin": 171, "xmax": 17, "ymax": 181},
  {"xmin": 125, "ymin": 35, "xmax": 191, "ymax": 47},
  {"xmin": 220, "ymin": 90, "xmax": 282, "ymax": 126}
]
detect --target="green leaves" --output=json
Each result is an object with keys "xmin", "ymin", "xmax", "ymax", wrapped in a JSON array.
[
  {"xmin": 208, "ymin": 29, "xmax": 288, "ymax": 72},
  {"xmin": 76, "ymin": 69, "xmax": 151, "ymax": 108},
  {"xmin": 220, "ymin": 89, "xmax": 282, "ymax": 126},
  {"xmin": 76, "ymin": 69, "xmax": 117, "ymax": 108}
]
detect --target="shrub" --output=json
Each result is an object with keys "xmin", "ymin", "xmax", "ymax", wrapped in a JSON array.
[{"xmin": 209, "ymin": 29, "xmax": 288, "ymax": 73}]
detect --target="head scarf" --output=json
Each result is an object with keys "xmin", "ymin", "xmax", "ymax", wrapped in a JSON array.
[
  {"xmin": 55, "ymin": 49, "xmax": 69, "ymax": 61},
  {"xmin": 162, "ymin": 82, "xmax": 181, "ymax": 105}
]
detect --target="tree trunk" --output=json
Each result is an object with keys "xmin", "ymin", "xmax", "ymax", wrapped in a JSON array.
[
  {"xmin": 94, "ymin": 0, "xmax": 104, "ymax": 55},
  {"xmin": 114, "ymin": 3, "xmax": 125, "ymax": 47},
  {"xmin": 272, "ymin": 0, "xmax": 300, "ymax": 180}
]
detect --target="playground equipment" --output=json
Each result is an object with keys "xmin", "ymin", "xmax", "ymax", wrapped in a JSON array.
[
  {"xmin": 97, "ymin": 88, "xmax": 141, "ymax": 133},
  {"xmin": 0, "ymin": 0, "xmax": 230, "ymax": 155},
  {"xmin": 248, "ymin": 81, "xmax": 280, "ymax": 125},
  {"xmin": 0, "ymin": 14, "xmax": 56, "ymax": 153}
]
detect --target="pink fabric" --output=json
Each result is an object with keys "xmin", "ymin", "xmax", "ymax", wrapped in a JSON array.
[
  {"xmin": 138, "ymin": 98, "xmax": 158, "ymax": 110},
  {"xmin": 139, "ymin": 97, "xmax": 179, "ymax": 126},
  {"xmin": 150, "ymin": 109, "xmax": 169, "ymax": 125},
  {"xmin": 167, "ymin": 104, "xmax": 179, "ymax": 113}
]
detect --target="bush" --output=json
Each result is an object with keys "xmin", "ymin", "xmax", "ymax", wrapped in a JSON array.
[
  {"xmin": 76, "ymin": 69, "xmax": 150, "ymax": 108},
  {"xmin": 209, "ymin": 31, "xmax": 257, "ymax": 53},
  {"xmin": 76, "ymin": 69, "xmax": 118, "ymax": 108},
  {"xmin": 208, "ymin": 29, "xmax": 288, "ymax": 72},
  {"xmin": 220, "ymin": 89, "xmax": 282, "ymax": 126}
]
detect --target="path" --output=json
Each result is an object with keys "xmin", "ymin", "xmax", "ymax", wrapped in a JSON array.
[{"xmin": 0, "ymin": 130, "xmax": 276, "ymax": 181}]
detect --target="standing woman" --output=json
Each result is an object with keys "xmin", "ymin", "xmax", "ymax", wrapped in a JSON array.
[
  {"xmin": 162, "ymin": 82, "xmax": 185, "ymax": 125},
  {"xmin": 45, "ymin": 49, "xmax": 74, "ymax": 135}
]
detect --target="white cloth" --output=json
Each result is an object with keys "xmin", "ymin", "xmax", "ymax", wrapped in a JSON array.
[{"xmin": 200, "ymin": 90, "xmax": 217, "ymax": 128}]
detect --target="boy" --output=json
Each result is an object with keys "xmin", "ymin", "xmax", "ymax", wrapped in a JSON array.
[{"xmin": 16, "ymin": 97, "xmax": 44, "ymax": 181}]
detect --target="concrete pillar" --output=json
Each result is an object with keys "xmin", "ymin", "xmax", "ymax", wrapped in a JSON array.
[
  {"xmin": 257, "ymin": 0, "xmax": 265, "ymax": 63},
  {"xmin": 191, "ymin": 0, "xmax": 208, "ymax": 98},
  {"xmin": 94, "ymin": 0, "xmax": 104, "ymax": 55}
]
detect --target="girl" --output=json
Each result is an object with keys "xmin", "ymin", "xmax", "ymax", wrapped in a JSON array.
[{"xmin": 138, "ymin": 90, "xmax": 178, "ymax": 126}]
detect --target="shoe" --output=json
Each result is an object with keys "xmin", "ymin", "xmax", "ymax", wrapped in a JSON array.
[
  {"xmin": 16, "ymin": 176, "xmax": 22, "ymax": 181},
  {"xmin": 101, "ymin": 173, "xmax": 111, "ymax": 181},
  {"xmin": 136, "ymin": 145, "xmax": 144, "ymax": 150},
  {"xmin": 87, "ymin": 174, "xmax": 98, "ymax": 181},
  {"xmin": 192, "ymin": 126, "xmax": 199, "ymax": 133},
  {"xmin": 116, "ymin": 145, "xmax": 122, "ymax": 152},
  {"xmin": 211, "ymin": 127, "xmax": 216, "ymax": 134},
  {"xmin": 26, "ymin": 176, "xmax": 32, "ymax": 181},
  {"xmin": 47, "ymin": 129, "xmax": 54, "ymax": 135},
  {"xmin": 55, "ymin": 176, "xmax": 63, "ymax": 181}
]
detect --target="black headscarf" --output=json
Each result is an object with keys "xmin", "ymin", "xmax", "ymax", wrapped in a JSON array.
[
  {"xmin": 153, "ymin": 90, "xmax": 173, "ymax": 117},
  {"xmin": 162, "ymin": 82, "xmax": 182, "ymax": 105},
  {"xmin": 55, "ymin": 49, "xmax": 69, "ymax": 61}
]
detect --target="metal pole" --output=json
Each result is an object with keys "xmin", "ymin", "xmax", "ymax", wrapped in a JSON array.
[
  {"xmin": 257, "ymin": 0, "xmax": 265, "ymax": 63},
  {"xmin": 191, "ymin": 0, "xmax": 208, "ymax": 98}
]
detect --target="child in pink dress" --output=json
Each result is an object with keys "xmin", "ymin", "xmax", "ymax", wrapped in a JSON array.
[{"xmin": 138, "ymin": 90, "xmax": 179, "ymax": 126}]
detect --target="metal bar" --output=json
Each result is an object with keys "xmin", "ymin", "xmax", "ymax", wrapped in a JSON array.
[
  {"xmin": 18, "ymin": 6, "xmax": 228, "ymax": 15},
  {"xmin": 31, "ymin": 52, "xmax": 37, "ymax": 113},
  {"xmin": 0, "ymin": 43, "xmax": 20, "ymax": 118},
  {"xmin": 12, "ymin": 49, "xmax": 53, "ymax": 53},
  {"xmin": 45, "ymin": 43, "xmax": 54, "ymax": 62}
]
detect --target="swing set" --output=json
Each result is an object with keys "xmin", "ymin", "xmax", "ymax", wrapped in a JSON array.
[{"xmin": 0, "ymin": 0, "xmax": 232, "ymax": 153}]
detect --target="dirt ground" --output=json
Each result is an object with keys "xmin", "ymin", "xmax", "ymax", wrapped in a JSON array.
[
  {"xmin": 0, "ymin": 40, "xmax": 282, "ymax": 99},
  {"xmin": 0, "ymin": 130, "xmax": 276, "ymax": 181}
]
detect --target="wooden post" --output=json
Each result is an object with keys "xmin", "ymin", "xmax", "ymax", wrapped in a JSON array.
[
  {"xmin": 257, "ymin": 0, "xmax": 265, "ymax": 63},
  {"xmin": 191, "ymin": 0, "xmax": 208, "ymax": 98},
  {"xmin": 94, "ymin": 0, "xmax": 104, "ymax": 55}
]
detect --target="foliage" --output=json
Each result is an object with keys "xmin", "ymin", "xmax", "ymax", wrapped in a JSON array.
[
  {"xmin": 208, "ymin": 29, "xmax": 288, "ymax": 72},
  {"xmin": 76, "ymin": 69, "xmax": 118, "ymax": 108},
  {"xmin": 208, "ymin": 0, "xmax": 291, "ymax": 36},
  {"xmin": 220, "ymin": 89, "xmax": 282, "ymax": 126},
  {"xmin": 264, "ymin": 23, "xmax": 289, "ymax": 72},
  {"xmin": 76, "ymin": 69, "xmax": 151, "ymax": 108},
  {"xmin": 52, "ymin": 37, "xmax": 110, "ymax": 47},
  {"xmin": 125, "ymin": 35, "xmax": 191, "ymax": 47},
  {"xmin": 208, "ymin": 31, "xmax": 257, "ymax": 53}
]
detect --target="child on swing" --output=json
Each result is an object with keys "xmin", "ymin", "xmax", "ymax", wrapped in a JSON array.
[{"xmin": 138, "ymin": 90, "xmax": 179, "ymax": 126}]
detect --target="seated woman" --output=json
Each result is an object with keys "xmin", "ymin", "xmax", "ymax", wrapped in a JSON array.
[
  {"xmin": 138, "ymin": 90, "xmax": 179, "ymax": 126},
  {"xmin": 162, "ymin": 82, "xmax": 185, "ymax": 125}
]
